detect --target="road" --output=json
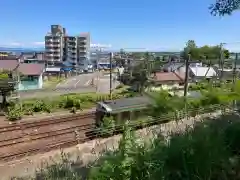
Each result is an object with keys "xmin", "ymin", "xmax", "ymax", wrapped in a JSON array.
[
  {"xmin": 8, "ymin": 73, "xmax": 119, "ymax": 100},
  {"xmin": 56, "ymin": 73, "xmax": 97, "ymax": 89},
  {"xmin": 96, "ymin": 74, "xmax": 120, "ymax": 93}
]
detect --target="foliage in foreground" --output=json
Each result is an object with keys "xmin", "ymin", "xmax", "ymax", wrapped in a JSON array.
[
  {"xmin": 210, "ymin": 0, "xmax": 240, "ymax": 16},
  {"xmin": 13, "ymin": 114, "xmax": 240, "ymax": 180}
]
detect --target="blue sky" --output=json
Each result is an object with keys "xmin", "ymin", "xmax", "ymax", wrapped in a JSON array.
[{"xmin": 1, "ymin": 0, "xmax": 240, "ymax": 51}]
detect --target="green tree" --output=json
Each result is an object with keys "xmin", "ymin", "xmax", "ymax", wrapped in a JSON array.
[
  {"xmin": 0, "ymin": 70, "xmax": 17, "ymax": 109},
  {"xmin": 186, "ymin": 40, "xmax": 197, "ymax": 49},
  {"xmin": 210, "ymin": 0, "xmax": 240, "ymax": 16},
  {"xmin": 181, "ymin": 40, "xmax": 199, "ymax": 60},
  {"xmin": 181, "ymin": 40, "xmax": 229, "ymax": 62},
  {"xmin": 131, "ymin": 67, "xmax": 150, "ymax": 94}
]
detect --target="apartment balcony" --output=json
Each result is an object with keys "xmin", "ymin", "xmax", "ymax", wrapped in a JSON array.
[
  {"xmin": 53, "ymin": 49, "xmax": 61, "ymax": 52},
  {"xmin": 79, "ymin": 54, "xmax": 87, "ymax": 57},
  {"xmin": 67, "ymin": 43, "xmax": 77, "ymax": 48},
  {"xmin": 78, "ymin": 48, "xmax": 87, "ymax": 52},
  {"xmin": 45, "ymin": 39, "xmax": 53, "ymax": 42},
  {"xmin": 68, "ymin": 48, "xmax": 77, "ymax": 52},
  {"xmin": 52, "ymin": 39, "xmax": 61, "ymax": 43},
  {"xmin": 46, "ymin": 53, "xmax": 54, "ymax": 57},
  {"xmin": 78, "ymin": 43, "xmax": 87, "ymax": 47},
  {"xmin": 67, "ymin": 53, "xmax": 77, "ymax": 58},
  {"xmin": 67, "ymin": 39, "xmax": 77, "ymax": 43},
  {"xmin": 45, "ymin": 43, "xmax": 53, "ymax": 47},
  {"xmin": 45, "ymin": 48, "xmax": 54, "ymax": 52},
  {"xmin": 53, "ymin": 52, "xmax": 60, "ymax": 56},
  {"xmin": 68, "ymin": 57, "xmax": 77, "ymax": 61},
  {"xmin": 78, "ymin": 38, "xmax": 87, "ymax": 42},
  {"xmin": 52, "ymin": 44, "xmax": 61, "ymax": 47}
]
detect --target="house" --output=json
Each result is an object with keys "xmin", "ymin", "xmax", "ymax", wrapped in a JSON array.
[
  {"xmin": 19, "ymin": 52, "xmax": 36, "ymax": 61},
  {"xmin": 150, "ymin": 72, "xmax": 185, "ymax": 91},
  {"xmin": 163, "ymin": 61, "xmax": 202, "ymax": 72},
  {"xmin": 0, "ymin": 52, "xmax": 19, "ymax": 60},
  {"xmin": 215, "ymin": 68, "xmax": 240, "ymax": 81},
  {"xmin": 0, "ymin": 60, "xmax": 45, "ymax": 91},
  {"xmin": 18, "ymin": 63, "xmax": 45, "ymax": 90},
  {"xmin": 0, "ymin": 60, "xmax": 19, "ymax": 71},
  {"xmin": 188, "ymin": 66, "xmax": 217, "ymax": 81},
  {"xmin": 35, "ymin": 52, "xmax": 45, "ymax": 61},
  {"xmin": 23, "ymin": 58, "xmax": 45, "ymax": 64}
]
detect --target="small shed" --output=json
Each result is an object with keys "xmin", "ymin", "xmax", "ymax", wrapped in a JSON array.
[{"xmin": 96, "ymin": 96, "xmax": 153, "ymax": 125}]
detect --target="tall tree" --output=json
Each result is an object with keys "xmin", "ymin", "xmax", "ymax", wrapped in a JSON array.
[
  {"xmin": 181, "ymin": 40, "xmax": 199, "ymax": 60},
  {"xmin": 186, "ymin": 40, "xmax": 197, "ymax": 49},
  {"xmin": 181, "ymin": 40, "xmax": 229, "ymax": 61},
  {"xmin": 210, "ymin": 0, "xmax": 240, "ymax": 16}
]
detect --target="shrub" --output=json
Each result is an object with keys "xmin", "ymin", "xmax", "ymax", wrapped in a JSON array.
[
  {"xmin": 6, "ymin": 104, "xmax": 23, "ymax": 121},
  {"xmin": 89, "ymin": 117, "xmax": 237, "ymax": 180},
  {"xmin": 98, "ymin": 116, "xmax": 115, "ymax": 137},
  {"xmin": 116, "ymin": 84, "xmax": 124, "ymax": 89}
]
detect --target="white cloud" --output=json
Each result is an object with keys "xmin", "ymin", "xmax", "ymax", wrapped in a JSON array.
[
  {"xmin": 90, "ymin": 43, "xmax": 112, "ymax": 48},
  {"xmin": 1, "ymin": 42, "xmax": 25, "ymax": 47},
  {"xmin": 32, "ymin": 41, "xmax": 45, "ymax": 46},
  {"xmin": 10, "ymin": 42, "xmax": 23, "ymax": 46}
]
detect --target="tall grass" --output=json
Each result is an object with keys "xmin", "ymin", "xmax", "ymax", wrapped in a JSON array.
[{"xmin": 12, "ymin": 114, "xmax": 240, "ymax": 180}]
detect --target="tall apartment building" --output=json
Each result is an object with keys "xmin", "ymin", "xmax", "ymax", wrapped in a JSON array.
[
  {"xmin": 45, "ymin": 25, "xmax": 91, "ymax": 69},
  {"xmin": 45, "ymin": 25, "xmax": 66, "ymax": 62},
  {"xmin": 64, "ymin": 36, "xmax": 78, "ymax": 65},
  {"xmin": 77, "ymin": 33, "xmax": 91, "ymax": 67}
]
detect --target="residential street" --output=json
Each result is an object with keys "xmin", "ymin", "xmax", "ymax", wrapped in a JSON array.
[
  {"xmin": 96, "ymin": 74, "xmax": 120, "ymax": 93},
  {"xmin": 56, "ymin": 73, "xmax": 98, "ymax": 89},
  {"xmin": 14, "ymin": 73, "xmax": 120, "ymax": 99}
]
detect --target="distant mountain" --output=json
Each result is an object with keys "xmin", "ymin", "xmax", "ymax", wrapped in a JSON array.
[{"xmin": 0, "ymin": 47, "xmax": 44, "ymax": 53}]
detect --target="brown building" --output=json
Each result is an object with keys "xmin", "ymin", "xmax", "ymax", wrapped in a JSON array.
[{"xmin": 152, "ymin": 72, "xmax": 185, "ymax": 85}]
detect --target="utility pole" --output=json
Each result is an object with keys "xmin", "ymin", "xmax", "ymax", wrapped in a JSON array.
[
  {"xmin": 233, "ymin": 53, "xmax": 238, "ymax": 109},
  {"xmin": 109, "ymin": 52, "xmax": 113, "ymax": 99},
  {"xmin": 233, "ymin": 53, "xmax": 237, "ymax": 86},
  {"xmin": 96, "ymin": 49, "xmax": 100, "ymax": 92},
  {"xmin": 183, "ymin": 54, "xmax": 190, "ymax": 118},
  {"xmin": 183, "ymin": 54, "xmax": 190, "ymax": 97},
  {"xmin": 220, "ymin": 43, "xmax": 224, "ymax": 81}
]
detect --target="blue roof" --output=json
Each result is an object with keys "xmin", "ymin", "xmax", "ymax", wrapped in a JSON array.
[{"xmin": 61, "ymin": 67, "xmax": 73, "ymax": 71}]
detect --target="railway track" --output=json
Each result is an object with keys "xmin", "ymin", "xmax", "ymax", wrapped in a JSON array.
[
  {"xmin": 0, "ymin": 112, "xmax": 96, "ymax": 162},
  {"xmin": 0, "ymin": 106, "xmax": 229, "ymax": 163},
  {"xmin": 0, "ymin": 122, "xmax": 95, "ymax": 148},
  {"xmin": 0, "ymin": 125, "xmax": 96, "ymax": 162},
  {"xmin": 0, "ymin": 111, "xmax": 95, "ymax": 133},
  {"xmin": 0, "ymin": 112, "xmax": 95, "ymax": 141}
]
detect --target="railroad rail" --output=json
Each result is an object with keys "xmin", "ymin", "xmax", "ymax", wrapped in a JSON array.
[
  {"xmin": 0, "ymin": 111, "xmax": 95, "ymax": 133},
  {"xmin": 0, "ymin": 105, "xmax": 232, "ymax": 162},
  {"xmin": 0, "ymin": 123, "xmax": 96, "ymax": 162},
  {"xmin": 0, "ymin": 112, "xmax": 96, "ymax": 162}
]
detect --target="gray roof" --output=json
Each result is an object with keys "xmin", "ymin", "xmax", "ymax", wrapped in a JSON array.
[
  {"xmin": 163, "ymin": 62, "xmax": 185, "ymax": 71},
  {"xmin": 97, "ymin": 96, "xmax": 152, "ymax": 113}
]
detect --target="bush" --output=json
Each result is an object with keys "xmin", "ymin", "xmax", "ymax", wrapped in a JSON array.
[
  {"xmin": 6, "ymin": 104, "xmax": 23, "ymax": 121},
  {"xmin": 88, "ymin": 116, "xmax": 239, "ymax": 180},
  {"xmin": 116, "ymin": 84, "xmax": 124, "ymax": 89},
  {"xmin": 11, "ymin": 115, "xmax": 240, "ymax": 180},
  {"xmin": 98, "ymin": 116, "xmax": 115, "ymax": 137}
]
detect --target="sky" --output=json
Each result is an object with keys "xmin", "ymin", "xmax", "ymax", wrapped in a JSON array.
[{"xmin": 1, "ymin": 0, "xmax": 240, "ymax": 52}]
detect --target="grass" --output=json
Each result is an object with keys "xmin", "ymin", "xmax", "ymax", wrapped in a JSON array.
[{"xmin": 112, "ymin": 84, "xmax": 130, "ymax": 94}]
